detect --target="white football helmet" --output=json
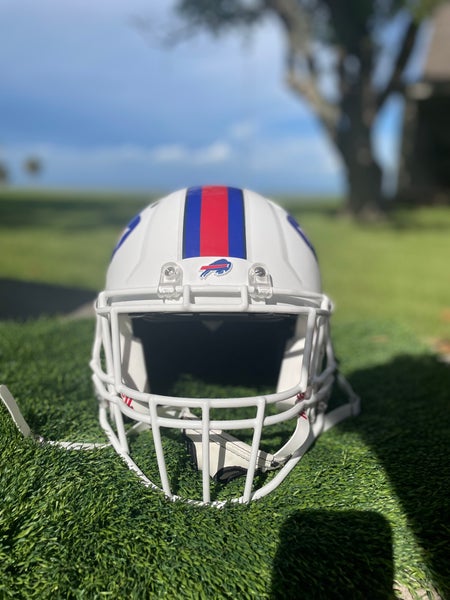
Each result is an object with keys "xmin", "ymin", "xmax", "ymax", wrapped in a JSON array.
[{"xmin": 90, "ymin": 186, "xmax": 360, "ymax": 506}]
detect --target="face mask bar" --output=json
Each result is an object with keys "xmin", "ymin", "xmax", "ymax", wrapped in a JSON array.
[{"xmin": 90, "ymin": 285, "xmax": 360, "ymax": 506}]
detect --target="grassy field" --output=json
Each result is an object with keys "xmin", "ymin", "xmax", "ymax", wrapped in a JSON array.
[
  {"xmin": 301, "ymin": 203, "xmax": 450, "ymax": 345},
  {"xmin": 0, "ymin": 188, "xmax": 152, "ymax": 290},
  {"xmin": 0, "ymin": 189, "xmax": 449, "ymax": 599}
]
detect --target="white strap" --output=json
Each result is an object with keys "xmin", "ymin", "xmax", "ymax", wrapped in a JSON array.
[
  {"xmin": 323, "ymin": 373, "xmax": 361, "ymax": 431},
  {"xmin": 0, "ymin": 384, "xmax": 109, "ymax": 450},
  {"xmin": 0, "ymin": 384, "xmax": 32, "ymax": 438},
  {"xmin": 184, "ymin": 427, "xmax": 278, "ymax": 482}
]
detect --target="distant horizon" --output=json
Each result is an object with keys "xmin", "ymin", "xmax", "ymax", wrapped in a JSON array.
[{"xmin": 0, "ymin": 183, "xmax": 345, "ymax": 203}]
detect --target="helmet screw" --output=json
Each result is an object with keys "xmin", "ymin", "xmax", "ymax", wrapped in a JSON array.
[
  {"xmin": 164, "ymin": 266, "xmax": 175, "ymax": 277},
  {"xmin": 254, "ymin": 266, "xmax": 266, "ymax": 277}
]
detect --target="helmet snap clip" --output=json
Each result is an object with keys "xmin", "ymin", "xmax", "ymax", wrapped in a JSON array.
[
  {"xmin": 248, "ymin": 263, "xmax": 273, "ymax": 300},
  {"xmin": 158, "ymin": 262, "xmax": 183, "ymax": 299}
]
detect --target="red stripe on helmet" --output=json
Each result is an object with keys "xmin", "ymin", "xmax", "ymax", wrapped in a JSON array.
[{"xmin": 199, "ymin": 186, "xmax": 229, "ymax": 256}]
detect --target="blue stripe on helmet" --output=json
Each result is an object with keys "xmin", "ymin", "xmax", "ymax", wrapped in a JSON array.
[
  {"xmin": 227, "ymin": 187, "xmax": 246, "ymax": 259},
  {"xmin": 183, "ymin": 187, "xmax": 202, "ymax": 258}
]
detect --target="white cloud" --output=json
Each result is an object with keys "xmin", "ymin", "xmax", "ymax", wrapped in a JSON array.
[
  {"xmin": 151, "ymin": 141, "xmax": 232, "ymax": 165},
  {"xmin": 152, "ymin": 144, "xmax": 187, "ymax": 163},
  {"xmin": 229, "ymin": 120, "xmax": 259, "ymax": 141},
  {"xmin": 192, "ymin": 142, "xmax": 232, "ymax": 164},
  {"xmin": 246, "ymin": 135, "xmax": 342, "ymax": 176}
]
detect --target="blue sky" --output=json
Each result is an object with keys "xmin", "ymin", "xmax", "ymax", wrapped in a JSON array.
[{"xmin": 0, "ymin": 0, "xmax": 427, "ymax": 196}]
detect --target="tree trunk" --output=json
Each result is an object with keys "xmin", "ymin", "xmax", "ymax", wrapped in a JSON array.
[
  {"xmin": 335, "ymin": 104, "xmax": 384, "ymax": 218},
  {"xmin": 342, "ymin": 143, "xmax": 384, "ymax": 218}
]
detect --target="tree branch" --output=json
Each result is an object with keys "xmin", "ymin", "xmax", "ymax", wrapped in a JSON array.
[
  {"xmin": 376, "ymin": 18, "xmax": 419, "ymax": 110},
  {"xmin": 266, "ymin": 0, "xmax": 339, "ymax": 135},
  {"xmin": 265, "ymin": 0, "xmax": 310, "ymax": 52},
  {"xmin": 286, "ymin": 67, "xmax": 339, "ymax": 136}
]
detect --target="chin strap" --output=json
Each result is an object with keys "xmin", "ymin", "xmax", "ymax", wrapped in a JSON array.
[
  {"xmin": 322, "ymin": 373, "xmax": 361, "ymax": 433},
  {"xmin": 0, "ymin": 384, "xmax": 109, "ymax": 450},
  {"xmin": 0, "ymin": 384, "xmax": 32, "ymax": 438},
  {"xmin": 183, "ymin": 414, "xmax": 312, "ymax": 483},
  {"xmin": 183, "ymin": 427, "xmax": 281, "ymax": 483},
  {"xmin": 184, "ymin": 372, "xmax": 360, "ymax": 482}
]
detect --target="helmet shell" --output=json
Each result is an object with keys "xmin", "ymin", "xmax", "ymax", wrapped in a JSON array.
[{"xmin": 106, "ymin": 186, "xmax": 321, "ymax": 294}]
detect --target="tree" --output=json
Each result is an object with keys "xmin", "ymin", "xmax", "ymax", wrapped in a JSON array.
[
  {"xmin": 24, "ymin": 156, "xmax": 43, "ymax": 179},
  {"xmin": 0, "ymin": 161, "xmax": 9, "ymax": 185},
  {"xmin": 172, "ymin": 0, "xmax": 444, "ymax": 217}
]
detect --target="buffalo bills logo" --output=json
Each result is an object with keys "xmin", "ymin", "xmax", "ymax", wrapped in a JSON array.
[{"xmin": 200, "ymin": 259, "xmax": 232, "ymax": 278}]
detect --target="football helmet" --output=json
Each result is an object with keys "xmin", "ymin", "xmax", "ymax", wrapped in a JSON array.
[{"xmin": 90, "ymin": 186, "xmax": 360, "ymax": 506}]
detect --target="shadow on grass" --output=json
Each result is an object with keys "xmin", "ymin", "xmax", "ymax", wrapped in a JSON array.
[
  {"xmin": 347, "ymin": 354, "xmax": 450, "ymax": 598},
  {"xmin": 271, "ymin": 510, "xmax": 394, "ymax": 599},
  {"xmin": 0, "ymin": 278, "xmax": 96, "ymax": 320},
  {"xmin": 274, "ymin": 354, "xmax": 450, "ymax": 598}
]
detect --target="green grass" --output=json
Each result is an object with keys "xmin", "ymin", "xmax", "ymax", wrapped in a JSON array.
[
  {"xmin": 0, "ymin": 189, "xmax": 449, "ymax": 598},
  {"xmin": 284, "ymin": 201, "xmax": 450, "ymax": 343},
  {"xmin": 0, "ymin": 188, "xmax": 152, "ymax": 289}
]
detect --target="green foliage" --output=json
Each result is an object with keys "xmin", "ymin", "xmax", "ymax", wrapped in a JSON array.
[{"xmin": 176, "ymin": 0, "xmax": 264, "ymax": 34}]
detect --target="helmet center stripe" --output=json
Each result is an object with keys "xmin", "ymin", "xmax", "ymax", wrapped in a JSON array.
[
  {"xmin": 183, "ymin": 186, "xmax": 246, "ymax": 259},
  {"xmin": 200, "ymin": 186, "xmax": 229, "ymax": 256}
]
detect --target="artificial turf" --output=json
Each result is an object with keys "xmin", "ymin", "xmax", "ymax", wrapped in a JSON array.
[
  {"xmin": 0, "ymin": 316, "xmax": 448, "ymax": 599},
  {"xmin": 0, "ymin": 190, "xmax": 449, "ymax": 598}
]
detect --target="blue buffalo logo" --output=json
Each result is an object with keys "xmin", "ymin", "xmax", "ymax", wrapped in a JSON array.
[{"xmin": 200, "ymin": 259, "xmax": 232, "ymax": 278}]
